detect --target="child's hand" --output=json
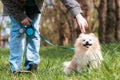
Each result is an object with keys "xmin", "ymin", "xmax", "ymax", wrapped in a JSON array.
[
  {"xmin": 75, "ymin": 14, "xmax": 88, "ymax": 33},
  {"xmin": 21, "ymin": 17, "xmax": 32, "ymax": 26}
]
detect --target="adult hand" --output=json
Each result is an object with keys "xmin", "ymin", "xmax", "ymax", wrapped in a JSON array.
[
  {"xmin": 75, "ymin": 14, "xmax": 88, "ymax": 33},
  {"xmin": 21, "ymin": 17, "xmax": 32, "ymax": 26}
]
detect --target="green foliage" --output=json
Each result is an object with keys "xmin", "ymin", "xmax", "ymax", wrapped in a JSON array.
[{"xmin": 0, "ymin": 43, "xmax": 120, "ymax": 80}]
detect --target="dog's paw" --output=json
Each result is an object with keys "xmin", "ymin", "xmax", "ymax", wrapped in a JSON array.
[
  {"xmin": 63, "ymin": 61, "xmax": 71, "ymax": 67},
  {"xmin": 63, "ymin": 67, "xmax": 72, "ymax": 74},
  {"xmin": 63, "ymin": 61, "xmax": 72, "ymax": 74}
]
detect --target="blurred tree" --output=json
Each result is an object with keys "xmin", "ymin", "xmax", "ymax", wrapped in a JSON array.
[
  {"xmin": 93, "ymin": 0, "xmax": 107, "ymax": 43},
  {"xmin": 115, "ymin": 0, "xmax": 120, "ymax": 42},
  {"xmin": 40, "ymin": 0, "xmax": 71, "ymax": 46},
  {"xmin": 94, "ymin": 0, "xmax": 119, "ymax": 43},
  {"xmin": 41, "ymin": 0, "xmax": 79, "ymax": 46},
  {"xmin": 45, "ymin": 0, "xmax": 55, "ymax": 9},
  {"xmin": 54, "ymin": 1, "xmax": 71, "ymax": 45},
  {"xmin": 105, "ymin": 0, "xmax": 116, "ymax": 43}
]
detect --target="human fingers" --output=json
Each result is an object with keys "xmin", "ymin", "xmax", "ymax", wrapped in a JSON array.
[
  {"xmin": 27, "ymin": 17, "xmax": 32, "ymax": 23},
  {"xmin": 82, "ymin": 20, "xmax": 88, "ymax": 33},
  {"xmin": 80, "ymin": 24, "xmax": 86, "ymax": 33},
  {"xmin": 21, "ymin": 19, "xmax": 30, "ymax": 25},
  {"xmin": 75, "ymin": 14, "xmax": 88, "ymax": 33},
  {"xmin": 21, "ymin": 17, "xmax": 32, "ymax": 26},
  {"xmin": 84, "ymin": 20, "xmax": 88, "ymax": 28},
  {"xmin": 77, "ymin": 18, "xmax": 87, "ymax": 33}
]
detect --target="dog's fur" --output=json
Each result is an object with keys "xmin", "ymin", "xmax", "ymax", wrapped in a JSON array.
[{"xmin": 63, "ymin": 33, "xmax": 103, "ymax": 74}]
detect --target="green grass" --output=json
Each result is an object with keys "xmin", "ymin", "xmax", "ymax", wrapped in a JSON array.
[{"xmin": 0, "ymin": 43, "xmax": 120, "ymax": 80}]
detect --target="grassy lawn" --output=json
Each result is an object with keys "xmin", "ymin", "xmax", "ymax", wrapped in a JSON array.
[{"xmin": 0, "ymin": 43, "xmax": 120, "ymax": 80}]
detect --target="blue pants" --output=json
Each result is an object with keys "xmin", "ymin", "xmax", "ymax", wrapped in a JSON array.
[{"xmin": 9, "ymin": 14, "xmax": 41, "ymax": 72}]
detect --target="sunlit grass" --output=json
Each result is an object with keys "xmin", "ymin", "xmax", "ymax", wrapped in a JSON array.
[{"xmin": 0, "ymin": 43, "xmax": 120, "ymax": 80}]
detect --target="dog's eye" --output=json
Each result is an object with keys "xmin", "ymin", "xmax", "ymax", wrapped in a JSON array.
[
  {"xmin": 89, "ymin": 39, "xmax": 91, "ymax": 41},
  {"xmin": 83, "ymin": 39, "xmax": 85, "ymax": 41}
]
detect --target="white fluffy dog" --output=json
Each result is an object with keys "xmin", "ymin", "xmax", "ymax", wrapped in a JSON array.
[{"xmin": 63, "ymin": 33, "xmax": 103, "ymax": 74}]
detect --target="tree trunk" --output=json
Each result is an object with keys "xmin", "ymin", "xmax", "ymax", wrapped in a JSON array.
[
  {"xmin": 55, "ymin": 1, "xmax": 70, "ymax": 45},
  {"xmin": 105, "ymin": 0, "xmax": 116, "ymax": 43},
  {"xmin": 97, "ymin": 0, "xmax": 107, "ymax": 43},
  {"xmin": 0, "ymin": 17, "xmax": 3, "ymax": 47},
  {"xmin": 115, "ymin": 0, "xmax": 120, "ymax": 42}
]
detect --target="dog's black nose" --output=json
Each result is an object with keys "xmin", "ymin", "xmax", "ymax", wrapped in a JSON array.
[{"xmin": 86, "ymin": 41, "xmax": 89, "ymax": 44}]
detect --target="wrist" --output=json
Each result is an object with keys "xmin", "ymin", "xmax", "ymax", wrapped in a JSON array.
[{"xmin": 75, "ymin": 14, "xmax": 83, "ymax": 19}]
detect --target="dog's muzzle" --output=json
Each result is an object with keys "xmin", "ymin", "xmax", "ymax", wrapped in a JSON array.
[{"xmin": 83, "ymin": 41, "xmax": 92, "ymax": 48}]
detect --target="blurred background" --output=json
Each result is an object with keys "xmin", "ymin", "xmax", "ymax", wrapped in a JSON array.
[{"xmin": 0, "ymin": 0, "xmax": 120, "ymax": 48}]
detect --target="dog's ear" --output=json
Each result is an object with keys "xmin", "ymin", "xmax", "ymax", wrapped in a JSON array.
[
  {"xmin": 89, "ymin": 33, "xmax": 96, "ymax": 37},
  {"xmin": 79, "ymin": 33, "xmax": 85, "ymax": 37}
]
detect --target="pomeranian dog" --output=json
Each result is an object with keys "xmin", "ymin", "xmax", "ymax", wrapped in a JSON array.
[{"xmin": 63, "ymin": 33, "xmax": 103, "ymax": 74}]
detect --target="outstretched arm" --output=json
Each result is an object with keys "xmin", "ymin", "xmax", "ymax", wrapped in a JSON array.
[{"xmin": 61, "ymin": 0, "xmax": 88, "ymax": 33}]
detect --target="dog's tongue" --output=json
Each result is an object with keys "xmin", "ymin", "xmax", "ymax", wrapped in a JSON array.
[
  {"xmin": 85, "ymin": 45, "xmax": 90, "ymax": 48},
  {"xmin": 84, "ymin": 43, "xmax": 92, "ymax": 48}
]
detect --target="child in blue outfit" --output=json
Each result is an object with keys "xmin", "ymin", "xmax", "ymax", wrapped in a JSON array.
[{"xmin": 1, "ymin": 0, "xmax": 88, "ymax": 73}]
